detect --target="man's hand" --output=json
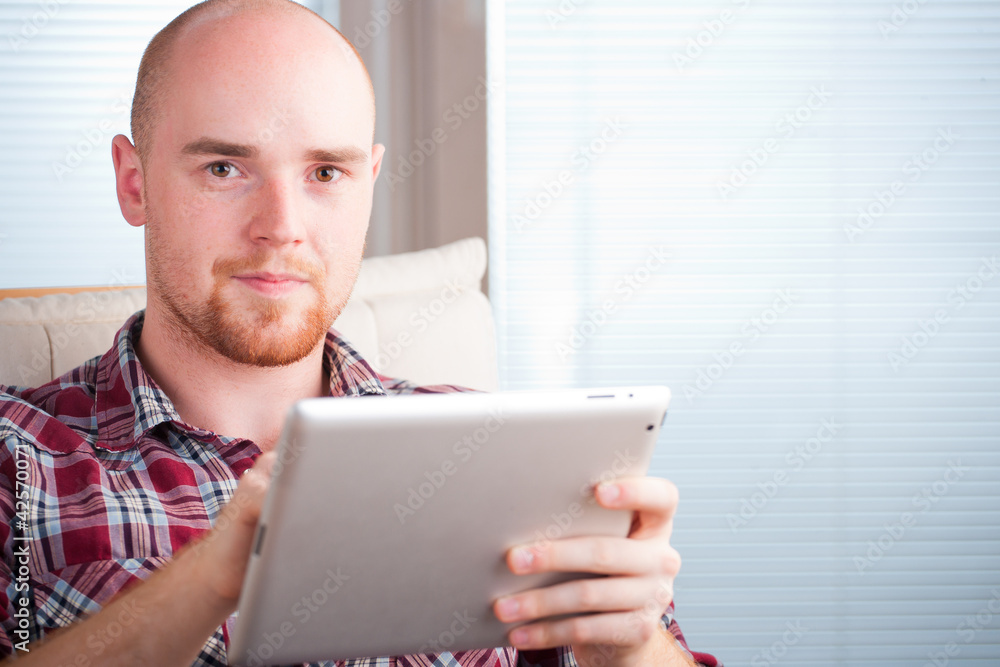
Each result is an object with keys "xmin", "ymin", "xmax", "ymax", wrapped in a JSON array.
[
  {"xmin": 4, "ymin": 452, "xmax": 277, "ymax": 667},
  {"xmin": 188, "ymin": 451, "xmax": 278, "ymax": 606},
  {"xmin": 493, "ymin": 477, "xmax": 696, "ymax": 667}
]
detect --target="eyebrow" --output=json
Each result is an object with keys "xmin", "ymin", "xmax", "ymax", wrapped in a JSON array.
[
  {"xmin": 181, "ymin": 138, "xmax": 370, "ymax": 165},
  {"xmin": 305, "ymin": 147, "xmax": 370, "ymax": 165},
  {"xmin": 182, "ymin": 138, "xmax": 258, "ymax": 159}
]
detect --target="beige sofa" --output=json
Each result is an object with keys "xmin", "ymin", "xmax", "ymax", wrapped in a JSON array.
[{"xmin": 0, "ymin": 237, "xmax": 497, "ymax": 391}]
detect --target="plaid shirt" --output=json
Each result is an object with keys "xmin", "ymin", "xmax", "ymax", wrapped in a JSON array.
[{"xmin": 0, "ymin": 311, "xmax": 716, "ymax": 666}]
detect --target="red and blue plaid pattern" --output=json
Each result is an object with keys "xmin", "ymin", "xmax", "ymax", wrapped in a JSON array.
[{"xmin": 0, "ymin": 311, "xmax": 714, "ymax": 666}]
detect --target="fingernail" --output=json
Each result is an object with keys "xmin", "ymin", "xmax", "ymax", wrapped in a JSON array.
[
  {"xmin": 513, "ymin": 547, "xmax": 535, "ymax": 571},
  {"xmin": 599, "ymin": 483, "xmax": 620, "ymax": 503},
  {"xmin": 496, "ymin": 596, "xmax": 520, "ymax": 620},
  {"xmin": 510, "ymin": 628, "xmax": 530, "ymax": 646}
]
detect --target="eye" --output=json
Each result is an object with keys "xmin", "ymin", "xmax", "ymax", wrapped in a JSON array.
[
  {"xmin": 313, "ymin": 166, "xmax": 342, "ymax": 183},
  {"xmin": 208, "ymin": 162, "xmax": 242, "ymax": 178}
]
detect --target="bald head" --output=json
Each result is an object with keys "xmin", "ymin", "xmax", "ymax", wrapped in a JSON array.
[{"xmin": 130, "ymin": 0, "xmax": 375, "ymax": 165}]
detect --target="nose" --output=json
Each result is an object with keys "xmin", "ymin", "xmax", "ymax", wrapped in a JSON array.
[{"xmin": 247, "ymin": 178, "xmax": 305, "ymax": 248}]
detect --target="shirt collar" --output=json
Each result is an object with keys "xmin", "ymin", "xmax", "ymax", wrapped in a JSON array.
[{"xmin": 95, "ymin": 310, "xmax": 386, "ymax": 451}]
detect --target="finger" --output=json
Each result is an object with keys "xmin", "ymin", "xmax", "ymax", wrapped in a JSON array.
[
  {"xmin": 249, "ymin": 449, "xmax": 278, "ymax": 478},
  {"xmin": 507, "ymin": 608, "xmax": 662, "ymax": 652},
  {"xmin": 494, "ymin": 574, "xmax": 674, "ymax": 624},
  {"xmin": 184, "ymin": 452, "xmax": 279, "ymax": 603},
  {"xmin": 226, "ymin": 451, "xmax": 277, "ymax": 528},
  {"xmin": 507, "ymin": 536, "xmax": 680, "ymax": 578},
  {"xmin": 595, "ymin": 477, "xmax": 678, "ymax": 538}
]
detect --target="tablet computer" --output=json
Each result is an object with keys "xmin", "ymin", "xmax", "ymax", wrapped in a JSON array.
[{"xmin": 229, "ymin": 385, "xmax": 671, "ymax": 666}]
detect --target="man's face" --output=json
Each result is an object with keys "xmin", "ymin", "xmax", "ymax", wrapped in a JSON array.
[{"xmin": 140, "ymin": 11, "xmax": 381, "ymax": 367}]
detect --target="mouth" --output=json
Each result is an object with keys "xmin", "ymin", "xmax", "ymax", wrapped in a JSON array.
[{"xmin": 232, "ymin": 272, "xmax": 310, "ymax": 298}]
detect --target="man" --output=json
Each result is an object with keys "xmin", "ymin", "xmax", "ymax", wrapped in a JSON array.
[{"xmin": 0, "ymin": 1, "xmax": 717, "ymax": 665}]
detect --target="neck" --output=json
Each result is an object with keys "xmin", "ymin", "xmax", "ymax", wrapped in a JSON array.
[{"xmin": 135, "ymin": 305, "xmax": 328, "ymax": 452}]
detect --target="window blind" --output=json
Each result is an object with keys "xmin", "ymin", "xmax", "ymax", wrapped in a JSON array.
[
  {"xmin": 487, "ymin": 1, "xmax": 1000, "ymax": 664},
  {"xmin": 0, "ymin": 0, "xmax": 328, "ymax": 289}
]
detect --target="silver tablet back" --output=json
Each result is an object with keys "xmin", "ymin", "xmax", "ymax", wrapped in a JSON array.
[{"xmin": 230, "ymin": 385, "xmax": 670, "ymax": 665}]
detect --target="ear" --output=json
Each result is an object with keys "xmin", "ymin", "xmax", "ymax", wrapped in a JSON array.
[
  {"xmin": 370, "ymin": 143, "xmax": 385, "ymax": 183},
  {"xmin": 112, "ymin": 134, "xmax": 147, "ymax": 228}
]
